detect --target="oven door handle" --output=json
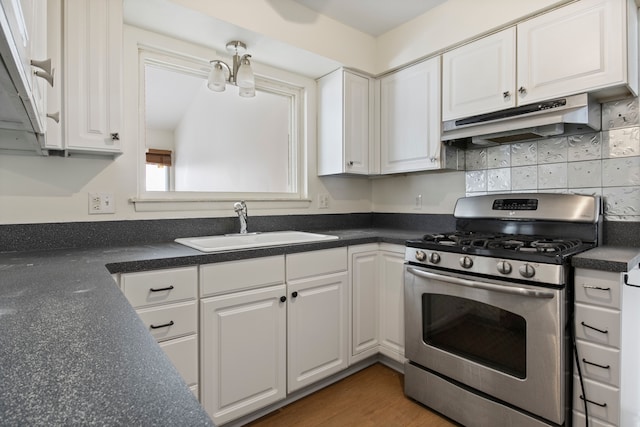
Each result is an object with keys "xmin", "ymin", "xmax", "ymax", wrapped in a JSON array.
[{"xmin": 407, "ymin": 267, "xmax": 556, "ymax": 299}]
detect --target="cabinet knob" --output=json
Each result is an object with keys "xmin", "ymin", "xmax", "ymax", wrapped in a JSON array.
[
  {"xmin": 291, "ymin": 291, "xmax": 298, "ymax": 298},
  {"xmin": 280, "ymin": 296, "xmax": 287, "ymax": 303},
  {"xmin": 430, "ymin": 157, "xmax": 438, "ymax": 163},
  {"xmin": 110, "ymin": 133, "xmax": 120, "ymax": 141},
  {"xmin": 46, "ymin": 112, "xmax": 60, "ymax": 123},
  {"xmin": 347, "ymin": 161, "xmax": 354, "ymax": 166},
  {"xmin": 518, "ymin": 86, "xmax": 527, "ymax": 95},
  {"xmin": 503, "ymin": 91, "xmax": 510, "ymax": 98}
]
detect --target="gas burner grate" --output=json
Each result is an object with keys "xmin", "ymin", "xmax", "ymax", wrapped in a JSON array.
[{"xmin": 421, "ymin": 232, "xmax": 584, "ymax": 256}]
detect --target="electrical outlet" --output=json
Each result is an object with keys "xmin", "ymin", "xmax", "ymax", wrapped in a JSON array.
[
  {"xmin": 414, "ymin": 194, "xmax": 422, "ymax": 210},
  {"xmin": 88, "ymin": 192, "xmax": 115, "ymax": 214},
  {"xmin": 318, "ymin": 193, "xmax": 329, "ymax": 209}
]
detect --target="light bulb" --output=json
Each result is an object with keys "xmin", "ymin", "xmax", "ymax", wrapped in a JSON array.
[
  {"xmin": 207, "ymin": 62, "xmax": 227, "ymax": 92},
  {"xmin": 236, "ymin": 55, "xmax": 255, "ymax": 89}
]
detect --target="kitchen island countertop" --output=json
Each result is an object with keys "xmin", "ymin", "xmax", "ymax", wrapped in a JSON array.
[{"xmin": 0, "ymin": 228, "xmax": 420, "ymax": 426}]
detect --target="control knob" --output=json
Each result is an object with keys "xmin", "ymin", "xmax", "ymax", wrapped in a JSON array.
[
  {"xmin": 497, "ymin": 260, "xmax": 512, "ymax": 275},
  {"xmin": 460, "ymin": 256, "xmax": 473, "ymax": 269},
  {"xmin": 519, "ymin": 263, "xmax": 536, "ymax": 278},
  {"xmin": 428, "ymin": 253, "xmax": 441, "ymax": 264},
  {"xmin": 415, "ymin": 250, "xmax": 427, "ymax": 262}
]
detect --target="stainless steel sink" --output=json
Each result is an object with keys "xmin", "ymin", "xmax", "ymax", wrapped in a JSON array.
[{"xmin": 175, "ymin": 230, "xmax": 339, "ymax": 253}]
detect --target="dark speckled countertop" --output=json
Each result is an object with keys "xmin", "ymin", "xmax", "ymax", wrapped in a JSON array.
[
  {"xmin": 572, "ymin": 246, "xmax": 640, "ymax": 273},
  {"xmin": 0, "ymin": 228, "xmax": 420, "ymax": 426}
]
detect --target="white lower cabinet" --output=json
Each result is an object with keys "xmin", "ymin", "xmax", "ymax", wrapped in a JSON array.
[
  {"xmin": 573, "ymin": 268, "xmax": 623, "ymax": 426},
  {"xmin": 119, "ymin": 266, "xmax": 199, "ymax": 395},
  {"xmin": 122, "ymin": 244, "xmax": 406, "ymax": 425},
  {"xmin": 286, "ymin": 248, "xmax": 349, "ymax": 392},
  {"xmin": 199, "ymin": 249, "xmax": 348, "ymax": 423},
  {"xmin": 201, "ymin": 284, "xmax": 287, "ymax": 425},
  {"xmin": 349, "ymin": 244, "xmax": 405, "ymax": 365},
  {"xmin": 377, "ymin": 246, "xmax": 405, "ymax": 363},
  {"xmin": 349, "ymin": 244, "xmax": 380, "ymax": 363},
  {"xmin": 199, "ymin": 256, "xmax": 286, "ymax": 425}
]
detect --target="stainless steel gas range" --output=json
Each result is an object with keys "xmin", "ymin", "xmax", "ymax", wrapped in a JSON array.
[{"xmin": 404, "ymin": 193, "xmax": 602, "ymax": 427}]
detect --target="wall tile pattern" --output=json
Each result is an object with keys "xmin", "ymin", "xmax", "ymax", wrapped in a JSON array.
[{"xmin": 464, "ymin": 97, "xmax": 640, "ymax": 222}]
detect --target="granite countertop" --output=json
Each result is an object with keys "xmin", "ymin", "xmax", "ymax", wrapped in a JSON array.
[
  {"xmin": 0, "ymin": 228, "xmax": 420, "ymax": 426},
  {"xmin": 572, "ymin": 246, "xmax": 640, "ymax": 273}
]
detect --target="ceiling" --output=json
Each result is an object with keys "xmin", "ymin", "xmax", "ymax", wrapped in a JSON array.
[{"xmin": 292, "ymin": 0, "xmax": 446, "ymax": 36}]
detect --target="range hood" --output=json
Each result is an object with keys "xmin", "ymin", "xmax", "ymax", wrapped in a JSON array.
[{"xmin": 441, "ymin": 93, "xmax": 601, "ymax": 146}]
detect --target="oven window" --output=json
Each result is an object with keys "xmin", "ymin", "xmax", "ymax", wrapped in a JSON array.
[{"xmin": 422, "ymin": 294, "xmax": 526, "ymax": 379}]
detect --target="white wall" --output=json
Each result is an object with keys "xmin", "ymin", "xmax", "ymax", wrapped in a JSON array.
[
  {"xmin": 173, "ymin": 83, "xmax": 290, "ymax": 192},
  {"xmin": 146, "ymin": 128, "xmax": 174, "ymax": 151}
]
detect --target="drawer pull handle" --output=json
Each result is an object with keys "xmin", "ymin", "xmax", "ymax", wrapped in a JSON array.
[
  {"xmin": 582, "ymin": 358, "xmax": 610, "ymax": 370},
  {"xmin": 624, "ymin": 273, "xmax": 640, "ymax": 288},
  {"xmin": 150, "ymin": 320, "xmax": 174, "ymax": 329},
  {"xmin": 149, "ymin": 285, "xmax": 174, "ymax": 292},
  {"xmin": 579, "ymin": 395, "xmax": 607, "ymax": 408},
  {"xmin": 582, "ymin": 284, "xmax": 611, "ymax": 291},
  {"xmin": 581, "ymin": 321, "xmax": 608, "ymax": 334}
]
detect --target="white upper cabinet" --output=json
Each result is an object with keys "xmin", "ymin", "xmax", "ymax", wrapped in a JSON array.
[
  {"xmin": 517, "ymin": 0, "xmax": 637, "ymax": 105},
  {"xmin": 442, "ymin": 0, "xmax": 638, "ymax": 121},
  {"xmin": 317, "ymin": 69, "xmax": 372, "ymax": 175},
  {"xmin": 62, "ymin": 0, "xmax": 122, "ymax": 155},
  {"xmin": 442, "ymin": 27, "xmax": 516, "ymax": 121},
  {"xmin": 379, "ymin": 56, "xmax": 441, "ymax": 174}
]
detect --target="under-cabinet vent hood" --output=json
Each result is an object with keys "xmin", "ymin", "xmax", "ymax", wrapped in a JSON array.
[{"xmin": 441, "ymin": 93, "xmax": 601, "ymax": 146}]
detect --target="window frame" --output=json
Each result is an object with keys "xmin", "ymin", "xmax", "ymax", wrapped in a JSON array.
[{"xmin": 133, "ymin": 42, "xmax": 310, "ymax": 211}]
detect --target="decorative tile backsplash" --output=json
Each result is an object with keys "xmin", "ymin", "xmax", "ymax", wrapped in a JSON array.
[{"xmin": 464, "ymin": 97, "xmax": 640, "ymax": 222}]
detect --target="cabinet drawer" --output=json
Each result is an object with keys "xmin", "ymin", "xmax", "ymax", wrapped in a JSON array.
[
  {"xmin": 575, "ymin": 340, "xmax": 620, "ymax": 387},
  {"xmin": 573, "ymin": 410, "xmax": 615, "ymax": 427},
  {"xmin": 200, "ymin": 256, "xmax": 284, "ymax": 297},
  {"xmin": 286, "ymin": 247, "xmax": 347, "ymax": 281},
  {"xmin": 573, "ymin": 376, "xmax": 620, "ymax": 426},
  {"xmin": 121, "ymin": 266, "xmax": 197, "ymax": 308},
  {"xmin": 159, "ymin": 334, "xmax": 198, "ymax": 387},
  {"xmin": 575, "ymin": 269, "xmax": 621, "ymax": 309},
  {"xmin": 137, "ymin": 301, "xmax": 197, "ymax": 342},
  {"xmin": 575, "ymin": 303, "xmax": 620, "ymax": 349}
]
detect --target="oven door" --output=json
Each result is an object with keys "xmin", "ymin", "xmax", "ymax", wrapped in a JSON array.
[{"xmin": 405, "ymin": 265, "xmax": 567, "ymax": 425}]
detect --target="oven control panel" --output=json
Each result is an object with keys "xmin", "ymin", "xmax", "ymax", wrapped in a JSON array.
[
  {"xmin": 492, "ymin": 198, "xmax": 538, "ymax": 211},
  {"xmin": 406, "ymin": 248, "xmax": 565, "ymax": 286}
]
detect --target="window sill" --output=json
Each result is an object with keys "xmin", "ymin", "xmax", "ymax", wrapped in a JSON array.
[{"xmin": 130, "ymin": 197, "xmax": 312, "ymax": 212}]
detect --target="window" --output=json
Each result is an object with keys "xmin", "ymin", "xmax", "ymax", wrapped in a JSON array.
[{"xmin": 138, "ymin": 47, "xmax": 308, "ymax": 204}]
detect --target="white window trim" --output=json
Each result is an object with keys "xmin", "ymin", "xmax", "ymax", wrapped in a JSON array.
[{"xmin": 129, "ymin": 31, "xmax": 312, "ymax": 212}]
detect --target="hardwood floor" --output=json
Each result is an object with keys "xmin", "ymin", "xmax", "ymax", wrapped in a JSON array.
[{"xmin": 245, "ymin": 363, "xmax": 458, "ymax": 426}]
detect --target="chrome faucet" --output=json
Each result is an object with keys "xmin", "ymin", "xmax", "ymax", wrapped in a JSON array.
[{"xmin": 233, "ymin": 201, "xmax": 248, "ymax": 234}]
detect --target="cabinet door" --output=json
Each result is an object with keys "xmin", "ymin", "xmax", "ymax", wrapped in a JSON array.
[
  {"xmin": 442, "ymin": 27, "xmax": 516, "ymax": 120},
  {"xmin": 378, "ymin": 247, "xmax": 405, "ymax": 362},
  {"xmin": 343, "ymin": 71, "xmax": 370, "ymax": 174},
  {"xmin": 317, "ymin": 69, "xmax": 370, "ymax": 175},
  {"xmin": 350, "ymin": 248, "xmax": 379, "ymax": 364},
  {"xmin": 63, "ymin": 0, "xmax": 122, "ymax": 154},
  {"xmin": 287, "ymin": 271, "xmax": 348, "ymax": 392},
  {"xmin": 201, "ymin": 285, "xmax": 286, "ymax": 425},
  {"xmin": 379, "ymin": 56, "xmax": 441, "ymax": 174},
  {"xmin": 517, "ymin": 0, "xmax": 630, "ymax": 104}
]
